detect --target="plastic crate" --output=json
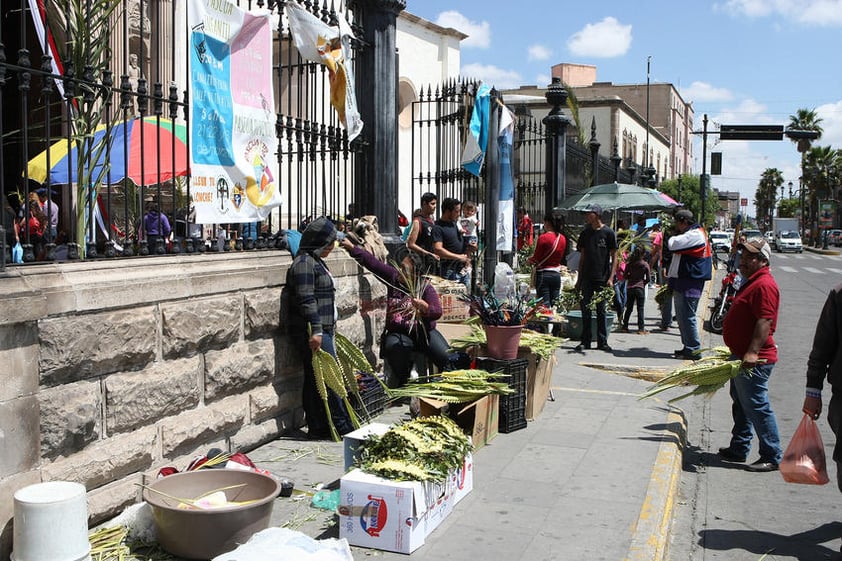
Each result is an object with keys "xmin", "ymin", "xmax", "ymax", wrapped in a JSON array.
[
  {"xmin": 351, "ymin": 373, "xmax": 389, "ymax": 423},
  {"xmin": 476, "ymin": 357, "xmax": 528, "ymax": 433}
]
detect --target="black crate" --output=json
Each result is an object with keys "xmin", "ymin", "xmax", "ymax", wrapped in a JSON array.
[
  {"xmin": 476, "ymin": 357, "xmax": 528, "ymax": 433},
  {"xmin": 351, "ymin": 373, "xmax": 388, "ymax": 423}
]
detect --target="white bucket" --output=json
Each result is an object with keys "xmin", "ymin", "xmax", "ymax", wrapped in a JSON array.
[{"xmin": 12, "ymin": 481, "xmax": 91, "ymax": 561}]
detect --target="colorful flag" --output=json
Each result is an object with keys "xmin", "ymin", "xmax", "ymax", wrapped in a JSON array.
[
  {"xmin": 285, "ymin": 1, "xmax": 363, "ymax": 142},
  {"xmin": 188, "ymin": 0, "xmax": 283, "ymax": 224},
  {"xmin": 461, "ymin": 83, "xmax": 491, "ymax": 177}
]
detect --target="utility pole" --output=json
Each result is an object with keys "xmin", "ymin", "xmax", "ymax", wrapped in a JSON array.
[
  {"xmin": 700, "ymin": 114, "xmax": 708, "ymax": 227},
  {"xmin": 645, "ymin": 56, "xmax": 651, "ymax": 185}
]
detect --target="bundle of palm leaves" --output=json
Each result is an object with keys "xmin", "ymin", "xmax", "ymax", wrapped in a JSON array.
[{"xmin": 639, "ymin": 347, "xmax": 744, "ymax": 403}]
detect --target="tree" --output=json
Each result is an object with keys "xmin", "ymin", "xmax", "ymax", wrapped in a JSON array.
[
  {"xmin": 787, "ymin": 108, "xmax": 824, "ymax": 242},
  {"xmin": 658, "ymin": 174, "xmax": 720, "ymax": 229},
  {"xmin": 755, "ymin": 168, "xmax": 783, "ymax": 230}
]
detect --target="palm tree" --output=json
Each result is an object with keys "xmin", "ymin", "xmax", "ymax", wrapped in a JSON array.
[
  {"xmin": 803, "ymin": 146, "xmax": 841, "ymax": 243},
  {"xmin": 787, "ymin": 108, "xmax": 824, "ymax": 243},
  {"xmin": 756, "ymin": 168, "xmax": 783, "ymax": 230}
]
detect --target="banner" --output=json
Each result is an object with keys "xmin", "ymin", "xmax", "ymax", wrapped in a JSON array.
[
  {"xmin": 188, "ymin": 0, "xmax": 282, "ymax": 224},
  {"xmin": 496, "ymin": 104, "xmax": 515, "ymax": 252},
  {"xmin": 819, "ymin": 200, "xmax": 835, "ymax": 228},
  {"xmin": 461, "ymin": 83, "xmax": 491, "ymax": 177},
  {"xmin": 285, "ymin": 1, "xmax": 362, "ymax": 142}
]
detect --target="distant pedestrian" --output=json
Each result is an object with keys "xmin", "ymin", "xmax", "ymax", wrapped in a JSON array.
[
  {"xmin": 720, "ymin": 239, "xmax": 782, "ymax": 472},
  {"xmin": 574, "ymin": 203, "xmax": 617, "ymax": 353},
  {"xmin": 405, "ymin": 192, "xmax": 439, "ymax": 270},
  {"xmin": 667, "ymin": 209, "xmax": 712, "ymax": 359},
  {"xmin": 528, "ymin": 210, "xmax": 567, "ymax": 328},
  {"xmin": 517, "ymin": 207, "xmax": 534, "ymax": 250},
  {"xmin": 621, "ymin": 247, "xmax": 650, "ymax": 334},
  {"xmin": 801, "ymin": 281, "xmax": 842, "ymax": 490},
  {"xmin": 433, "ymin": 197, "xmax": 472, "ymax": 288}
]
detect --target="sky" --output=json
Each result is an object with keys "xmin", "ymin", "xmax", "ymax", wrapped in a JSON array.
[{"xmin": 406, "ymin": 0, "xmax": 842, "ymax": 218}]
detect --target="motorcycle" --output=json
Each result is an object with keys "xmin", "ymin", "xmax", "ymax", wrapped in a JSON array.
[{"xmin": 707, "ymin": 250, "xmax": 742, "ymax": 334}]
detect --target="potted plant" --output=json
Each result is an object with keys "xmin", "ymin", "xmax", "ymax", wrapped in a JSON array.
[{"xmin": 461, "ymin": 288, "xmax": 543, "ymax": 359}]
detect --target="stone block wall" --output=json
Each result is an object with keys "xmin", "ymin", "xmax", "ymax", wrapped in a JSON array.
[{"xmin": 0, "ymin": 251, "xmax": 386, "ymax": 560}]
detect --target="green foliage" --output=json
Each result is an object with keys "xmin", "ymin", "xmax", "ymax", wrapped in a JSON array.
[
  {"xmin": 755, "ymin": 168, "xmax": 784, "ymax": 229},
  {"xmin": 46, "ymin": 0, "xmax": 122, "ymax": 257},
  {"xmin": 657, "ymin": 174, "xmax": 720, "ymax": 228}
]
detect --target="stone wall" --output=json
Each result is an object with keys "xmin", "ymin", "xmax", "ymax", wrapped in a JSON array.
[{"xmin": 0, "ymin": 250, "xmax": 386, "ymax": 559}]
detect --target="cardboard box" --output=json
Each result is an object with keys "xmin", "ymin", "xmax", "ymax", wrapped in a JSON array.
[
  {"xmin": 520, "ymin": 352, "xmax": 556, "ymax": 421},
  {"xmin": 435, "ymin": 321, "xmax": 474, "ymax": 344},
  {"xmin": 428, "ymin": 278, "xmax": 470, "ymax": 322},
  {"xmin": 418, "ymin": 394, "xmax": 499, "ymax": 450},
  {"xmin": 343, "ymin": 422, "xmax": 391, "ymax": 471},
  {"xmin": 338, "ymin": 459, "xmax": 471, "ymax": 554}
]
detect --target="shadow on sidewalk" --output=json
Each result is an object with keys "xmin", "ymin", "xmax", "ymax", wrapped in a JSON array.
[
  {"xmin": 698, "ymin": 521, "xmax": 842, "ymax": 560},
  {"xmin": 682, "ymin": 444, "xmax": 754, "ymax": 474}
]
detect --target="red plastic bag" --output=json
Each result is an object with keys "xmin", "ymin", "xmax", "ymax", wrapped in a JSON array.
[{"xmin": 780, "ymin": 414, "xmax": 829, "ymax": 485}]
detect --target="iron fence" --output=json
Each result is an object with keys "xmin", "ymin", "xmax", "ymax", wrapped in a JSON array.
[{"xmin": 1, "ymin": 0, "xmax": 362, "ymax": 264}]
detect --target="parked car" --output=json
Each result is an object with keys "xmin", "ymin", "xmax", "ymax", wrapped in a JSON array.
[
  {"xmin": 764, "ymin": 231, "xmax": 776, "ymax": 248},
  {"xmin": 827, "ymin": 229, "xmax": 842, "ymax": 246},
  {"xmin": 741, "ymin": 229, "xmax": 762, "ymax": 242},
  {"xmin": 709, "ymin": 231, "xmax": 731, "ymax": 253},
  {"xmin": 775, "ymin": 230, "xmax": 803, "ymax": 253}
]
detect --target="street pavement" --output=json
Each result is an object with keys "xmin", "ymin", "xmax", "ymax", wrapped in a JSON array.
[
  {"xmin": 669, "ymin": 247, "xmax": 842, "ymax": 561},
  {"xmin": 247, "ymin": 285, "xmax": 703, "ymax": 561}
]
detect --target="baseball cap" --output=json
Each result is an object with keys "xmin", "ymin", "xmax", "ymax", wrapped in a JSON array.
[
  {"xmin": 581, "ymin": 203, "xmax": 603, "ymax": 215},
  {"xmin": 738, "ymin": 239, "xmax": 771, "ymax": 262},
  {"xmin": 675, "ymin": 209, "xmax": 694, "ymax": 222}
]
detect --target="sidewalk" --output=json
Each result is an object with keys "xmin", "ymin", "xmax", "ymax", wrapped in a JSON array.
[{"xmin": 244, "ymin": 285, "xmax": 715, "ymax": 561}]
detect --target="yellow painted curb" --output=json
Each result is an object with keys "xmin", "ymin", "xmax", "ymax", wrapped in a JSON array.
[{"xmin": 624, "ymin": 409, "xmax": 686, "ymax": 561}]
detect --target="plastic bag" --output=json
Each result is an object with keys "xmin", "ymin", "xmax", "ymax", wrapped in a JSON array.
[
  {"xmin": 780, "ymin": 413, "xmax": 829, "ymax": 485},
  {"xmin": 12, "ymin": 241, "xmax": 23, "ymax": 263}
]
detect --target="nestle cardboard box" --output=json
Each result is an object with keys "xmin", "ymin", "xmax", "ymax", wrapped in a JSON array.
[
  {"xmin": 338, "ymin": 463, "xmax": 467, "ymax": 553},
  {"xmin": 418, "ymin": 394, "xmax": 499, "ymax": 450},
  {"xmin": 343, "ymin": 422, "xmax": 391, "ymax": 471}
]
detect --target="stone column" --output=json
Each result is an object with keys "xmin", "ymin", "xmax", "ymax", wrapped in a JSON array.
[{"xmin": 354, "ymin": 0, "xmax": 406, "ymax": 253}]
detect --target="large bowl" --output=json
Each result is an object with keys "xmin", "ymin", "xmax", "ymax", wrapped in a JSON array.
[{"xmin": 143, "ymin": 469, "xmax": 280, "ymax": 560}]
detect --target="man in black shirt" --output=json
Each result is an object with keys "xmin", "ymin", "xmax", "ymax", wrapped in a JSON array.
[
  {"xmin": 575, "ymin": 203, "xmax": 618, "ymax": 352},
  {"xmin": 433, "ymin": 197, "xmax": 472, "ymax": 287},
  {"xmin": 406, "ymin": 192, "xmax": 439, "ymax": 273}
]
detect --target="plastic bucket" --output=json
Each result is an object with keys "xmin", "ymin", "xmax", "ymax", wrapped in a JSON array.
[
  {"xmin": 12, "ymin": 481, "xmax": 91, "ymax": 561},
  {"xmin": 484, "ymin": 324, "xmax": 523, "ymax": 359},
  {"xmin": 563, "ymin": 310, "xmax": 615, "ymax": 340}
]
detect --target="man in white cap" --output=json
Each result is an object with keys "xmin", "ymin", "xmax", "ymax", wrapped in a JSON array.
[{"xmin": 720, "ymin": 238, "xmax": 782, "ymax": 472}]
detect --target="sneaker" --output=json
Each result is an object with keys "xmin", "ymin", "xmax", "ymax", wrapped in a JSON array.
[
  {"xmin": 597, "ymin": 343, "xmax": 613, "ymax": 352},
  {"xmin": 637, "ymin": 330, "xmax": 649, "ymax": 335},
  {"xmin": 574, "ymin": 343, "xmax": 591, "ymax": 352}
]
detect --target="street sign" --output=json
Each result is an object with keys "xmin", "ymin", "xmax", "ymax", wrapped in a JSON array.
[
  {"xmin": 720, "ymin": 124, "xmax": 784, "ymax": 141},
  {"xmin": 710, "ymin": 152, "xmax": 722, "ymax": 175}
]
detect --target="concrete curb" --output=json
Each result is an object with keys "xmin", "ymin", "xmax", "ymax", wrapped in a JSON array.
[
  {"xmin": 804, "ymin": 246, "xmax": 840, "ymax": 256},
  {"xmin": 625, "ymin": 408, "xmax": 687, "ymax": 561}
]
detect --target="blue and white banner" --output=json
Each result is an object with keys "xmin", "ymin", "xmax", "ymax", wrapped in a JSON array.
[
  {"xmin": 461, "ymin": 83, "xmax": 491, "ymax": 177},
  {"xmin": 188, "ymin": 0, "xmax": 282, "ymax": 224},
  {"xmin": 497, "ymin": 105, "xmax": 515, "ymax": 252}
]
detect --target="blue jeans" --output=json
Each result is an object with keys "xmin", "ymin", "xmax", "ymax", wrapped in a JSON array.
[
  {"xmin": 673, "ymin": 290, "xmax": 700, "ymax": 352},
  {"xmin": 535, "ymin": 270, "xmax": 561, "ymax": 308},
  {"xmin": 613, "ymin": 279, "xmax": 627, "ymax": 315},
  {"xmin": 727, "ymin": 362, "xmax": 782, "ymax": 464},
  {"xmin": 442, "ymin": 266, "xmax": 470, "ymax": 288}
]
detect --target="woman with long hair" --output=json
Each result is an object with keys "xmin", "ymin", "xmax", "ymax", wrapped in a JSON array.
[{"xmin": 528, "ymin": 210, "xmax": 567, "ymax": 311}]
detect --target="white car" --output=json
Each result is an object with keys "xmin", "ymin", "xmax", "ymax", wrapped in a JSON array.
[
  {"xmin": 776, "ymin": 230, "xmax": 803, "ymax": 253},
  {"xmin": 764, "ymin": 231, "xmax": 776, "ymax": 249},
  {"xmin": 709, "ymin": 231, "xmax": 731, "ymax": 253}
]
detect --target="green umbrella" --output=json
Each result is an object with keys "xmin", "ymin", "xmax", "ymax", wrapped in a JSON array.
[{"xmin": 555, "ymin": 182, "xmax": 680, "ymax": 212}]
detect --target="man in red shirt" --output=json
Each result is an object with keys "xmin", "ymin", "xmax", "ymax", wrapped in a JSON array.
[{"xmin": 720, "ymin": 239, "xmax": 783, "ymax": 472}]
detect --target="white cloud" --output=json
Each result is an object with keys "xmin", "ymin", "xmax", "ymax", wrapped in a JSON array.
[
  {"xmin": 567, "ymin": 17, "xmax": 632, "ymax": 58},
  {"xmin": 435, "ymin": 11, "xmax": 491, "ymax": 48},
  {"xmin": 816, "ymin": 100, "xmax": 842, "ymax": 147},
  {"xmin": 681, "ymin": 81, "xmax": 734, "ymax": 103},
  {"xmin": 535, "ymin": 74, "xmax": 551, "ymax": 87},
  {"xmin": 461, "ymin": 63, "xmax": 522, "ymax": 90},
  {"xmin": 717, "ymin": 0, "xmax": 842, "ymax": 26},
  {"xmin": 528, "ymin": 44, "xmax": 552, "ymax": 61}
]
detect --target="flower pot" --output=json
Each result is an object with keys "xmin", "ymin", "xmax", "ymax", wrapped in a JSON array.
[
  {"xmin": 483, "ymin": 324, "xmax": 523, "ymax": 359},
  {"xmin": 562, "ymin": 310, "xmax": 616, "ymax": 340}
]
